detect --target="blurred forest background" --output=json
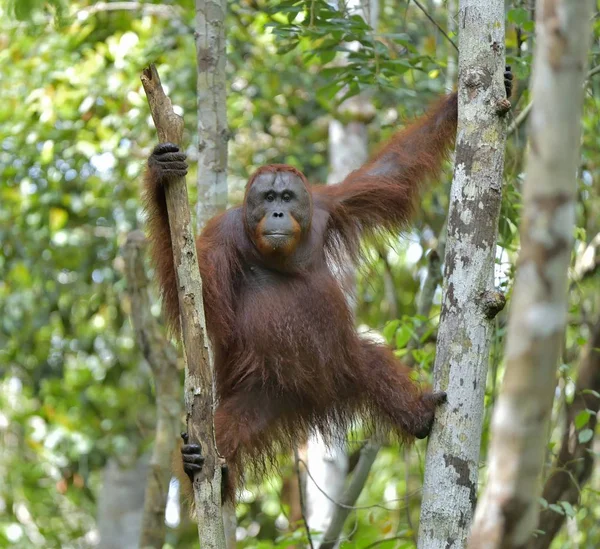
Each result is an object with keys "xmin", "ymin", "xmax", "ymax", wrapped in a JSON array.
[{"xmin": 0, "ymin": 0, "xmax": 599, "ymax": 548}]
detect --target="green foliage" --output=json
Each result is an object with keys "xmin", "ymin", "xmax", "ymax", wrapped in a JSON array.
[
  {"xmin": 3, "ymin": 0, "xmax": 67, "ymax": 21},
  {"xmin": 0, "ymin": 0, "xmax": 598, "ymax": 547},
  {"xmin": 265, "ymin": 0, "xmax": 436, "ymax": 107}
]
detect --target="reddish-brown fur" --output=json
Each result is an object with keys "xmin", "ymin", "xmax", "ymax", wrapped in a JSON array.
[{"xmin": 143, "ymin": 93, "xmax": 458, "ymax": 499}]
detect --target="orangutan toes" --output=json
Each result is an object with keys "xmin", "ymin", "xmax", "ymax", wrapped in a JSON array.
[
  {"xmin": 181, "ymin": 433, "xmax": 205, "ymax": 482},
  {"xmin": 413, "ymin": 391, "xmax": 447, "ymax": 439}
]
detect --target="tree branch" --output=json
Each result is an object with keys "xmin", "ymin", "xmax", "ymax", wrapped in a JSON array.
[
  {"xmin": 123, "ymin": 231, "xmax": 181, "ymax": 549},
  {"xmin": 294, "ymin": 448, "xmax": 315, "ymax": 549},
  {"xmin": 77, "ymin": 2, "xmax": 182, "ymax": 19},
  {"xmin": 140, "ymin": 64, "xmax": 225, "ymax": 548},
  {"xmin": 319, "ymin": 442, "xmax": 381, "ymax": 549},
  {"xmin": 530, "ymin": 319, "xmax": 600, "ymax": 549},
  {"xmin": 410, "ymin": 0, "xmax": 458, "ymax": 52}
]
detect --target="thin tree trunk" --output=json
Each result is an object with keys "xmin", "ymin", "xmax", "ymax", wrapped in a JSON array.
[
  {"xmin": 306, "ymin": 2, "xmax": 376, "ymax": 545},
  {"xmin": 141, "ymin": 65, "xmax": 226, "ymax": 549},
  {"xmin": 122, "ymin": 231, "xmax": 181, "ymax": 549},
  {"xmin": 98, "ymin": 457, "xmax": 148, "ymax": 549},
  {"xmin": 530, "ymin": 320, "xmax": 600, "ymax": 549},
  {"xmin": 417, "ymin": 0, "xmax": 509, "ymax": 546},
  {"xmin": 195, "ymin": 0, "xmax": 228, "ymax": 222},
  {"xmin": 319, "ymin": 442, "xmax": 380, "ymax": 549},
  {"xmin": 445, "ymin": 0, "xmax": 457, "ymax": 92},
  {"xmin": 195, "ymin": 4, "xmax": 235, "ymax": 546},
  {"xmin": 468, "ymin": 0, "xmax": 593, "ymax": 546}
]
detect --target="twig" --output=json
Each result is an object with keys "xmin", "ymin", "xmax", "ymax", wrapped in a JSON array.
[
  {"xmin": 402, "ymin": 447, "xmax": 417, "ymax": 545},
  {"xmin": 140, "ymin": 64, "xmax": 225, "ymax": 548},
  {"xmin": 294, "ymin": 449, "xmax": 315, "ymax": 549},
  {"xmin": 405, "ymin": 241, "xmax": 443, "ymax": 367},
  {"xmin": 507, "ymin": 99, "xmax": 533, "ymax": 135},
  {"xmin": 320, "ymin": 442, "xmax": 381, "ymax": 549},
  {"xmin": 77, "ymin": 1, "xmax": 181, "ymax": 18},
  {"xmin": 299, "ymin": 458, "xmax": 422, "ymax": 512},
  {"xmin": 410, "ymin": 0, "xmax": 458, "ymax": 52},
  {"xmin": 572, "ymin": 232, "xmax": 600, "ymax": 283}
]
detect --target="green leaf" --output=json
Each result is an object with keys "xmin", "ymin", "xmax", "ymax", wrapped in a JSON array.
[
  {"xmin": 523, "ymin": 21, "xmax": 535, "ymax": 33},
  {"xmin": 382, "ymin": 320, "xmax": 400, "ymax": 343},
  {"xmin": 548, "ymin": 503, "xmax": 565, "ymax": 515},
  {"xmin": 395, "ymin": 325, "xmax": 412, "ymax": 349},
  {"xmin": 574, "ymin": 410, "xmax": 591, "ymax": 430},
  {"xmin": 560, "ymin": 501, "xmax": 576, "ymax": 518},
  {"xmin": 508, "ymin": 8, "xmax": 529, "ymax": 26},
  {"xmin": 578, "ymin": 428, "xmax": 593, "ymax": 444}
]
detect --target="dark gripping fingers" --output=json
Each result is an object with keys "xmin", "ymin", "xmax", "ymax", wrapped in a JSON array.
[
  {"xmin": 148, "ymin": 142, "xmax": 188, "ymax": 181},
  {"xmin": 504, "ymin": 65, "xmax": 514, "ymax": 98},
  {"xmin": 180, "ymin": 432, "xmax": 229, "ymax": 502},
  {"xmin": 181, "ymin": 432, "xmax": 204, "ymax": 482}
]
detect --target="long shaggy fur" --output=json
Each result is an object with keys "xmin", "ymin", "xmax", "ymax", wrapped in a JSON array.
[{"xmin": 144, "ymin": 92, "xmax": 459, "ymax": 500}]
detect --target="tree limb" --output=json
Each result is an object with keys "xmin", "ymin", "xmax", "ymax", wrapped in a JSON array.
[
  {"xmin": 140, "ymin": 64, "xmax": 225, "ymax": 548},
  {"xmin": 410, "ymin": 0, "xmax": 458, "ymax": 52},
  {"xmin": 77, "ymin": 2, "xmax": 182, "ymax": 19},
  {"xmin": 123, "ymin": 231, "xmax": 181, "ymax": 549},
  {"xmin": 468, "ymin": 0, "xmax": 593, "ymax": 543},
  {"xmin": 530, "ymin": 319, "xmax": 600, "ymax": 549},
  {"xmin": 319, "ymin": 442, "xmax": 381, "ymax": 549}
]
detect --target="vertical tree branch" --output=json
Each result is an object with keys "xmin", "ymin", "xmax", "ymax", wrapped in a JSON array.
[
  {"xmin": 531, "ymin": 320, "xmax": 600, "ymax": 549},
  {"xmin": 417, "ymin": 0, "xmax": 509, "ymax": 546},
  {"xmin": 141, "ymin": 64, "xmax": 225, "ymax": 549},
  {"xmin": 319, "ymin": 442, "xmax": 381, "ymax": 549},
  {"xmin": 195, "ymin": 0, "xmax": 228, "ymax": 223},
  {"xmin": 123, "ymin": 231, "xmax": 181, "ymax": 549},
  {"xmin": 468, "ymin": 0, "xmax": 594, "ymax": 545},
  {"xmin": 195, "ymin": 3, "xmax": 234, "ymax": 545},
  {"xmin": 294, "ymin": 448, "xmax": 315, "ymax": 549}
]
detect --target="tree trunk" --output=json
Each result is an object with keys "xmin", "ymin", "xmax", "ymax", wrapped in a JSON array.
[
  {"xmin": 98, "ymin": 457, "xmax": 148, "ymax": 549},
  {"xmin": 195, "ymin": 4, "xmax": 234, "ymax": 546},
  {"xmin": 195, "ymin": 0, "xmax": 228, "ymax": 223},
  {"xmin": 306, "ymin": 434, "xmax": 349, "ymax": 546},
  {"xmin": 417, "ymin": 0, "xmax": 509, "ymax": 546},
  {"xmin": 122, "ymin": 231, "xmax": 181, "ymax": 549},
  {"xmin": 319, "ymin": 442, "xmax": 380, "ymax": 549},
  {"xmin": 141, "ymin": 65, "xmax": 226, "ymax": 549},
  {"xmin": 468, "ymin": 0, "xmax": 593, "ymax": 546},
  {"xmin": 530, "ymin": 320, "xmax": 600, "ymax": 549}
]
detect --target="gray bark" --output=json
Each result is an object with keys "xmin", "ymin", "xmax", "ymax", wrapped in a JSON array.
[
  {"xmin": 531, "ymin": 320, "xmax": 600, "ymax": 549},
  {"xmin": 195, "ymin": 0, "xmax": 228, "ymax": 223},
  {"xmin": 141, "ymin": 65, "xmax": 226, "ymax": 549},
  {"xmin": 98, "ymin": 457, "xmax": 148, "ymax": 549},
  {"xmin": 319, "ymin": 442, "xmax": 381, "ymax": 549},
  {"xmin": 468, "ymin": 0, "xmax": 593, "ymax": 546},
  {"xmin": 417, "ymin": 0, "xmax": 509, "ymax": 546},
  {"xmin": 123, "ymin": 231, "xmax": 181, "ymax": 549},
  {"xmin": 195, "ymin": 3, "xmax": 235, "ymax": 546}
]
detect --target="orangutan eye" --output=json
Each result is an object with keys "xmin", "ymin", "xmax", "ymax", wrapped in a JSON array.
[
  {"xmin": 282, "ymin": 192, "xmax": 292, "ymax": 202},
  {"xmin": 266, "ymin": 192, "xmax": 275, "ymax": 202}
]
